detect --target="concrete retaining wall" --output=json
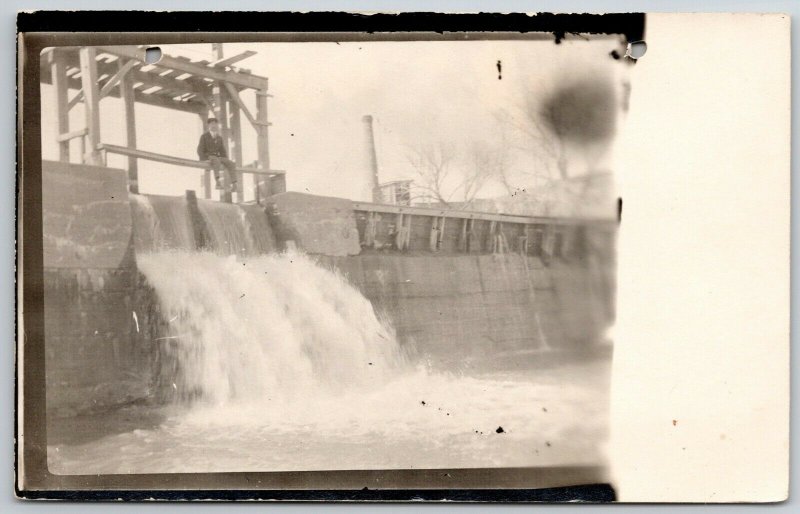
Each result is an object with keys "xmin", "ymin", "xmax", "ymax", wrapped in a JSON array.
[
  {"xmin": 266, "ymin": 192, "xmax": 360, "ymax": 256},
  {"xmin": 319, "ymin": 254, "xmax": 612, "ymax": 363},
  {"xmin": 42, "ymin": 161, "xmax": 157, "ymax": 417}
]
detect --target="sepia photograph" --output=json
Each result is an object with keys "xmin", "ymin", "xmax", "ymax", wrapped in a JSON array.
[
  {"xmin": 35, "ymin": 33, "xmax": 623, "ymax": 480},
  {"xmin": 17, "ymin": 9, "xmax": 791, "ymax": 504}
]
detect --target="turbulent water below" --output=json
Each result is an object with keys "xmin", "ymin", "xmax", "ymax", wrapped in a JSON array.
[
  {"xmin": 48, "ymin": 358, "xmax": 610, "ymax": 474},
  {"xmin": 47, "ymin": 250, "xmax": 611, "ymax": 474}
]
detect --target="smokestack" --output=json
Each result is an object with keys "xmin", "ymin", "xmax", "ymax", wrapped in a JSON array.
[{"xmin": 362, "ymin": 115, "xmax": 381, "ymax": 203}]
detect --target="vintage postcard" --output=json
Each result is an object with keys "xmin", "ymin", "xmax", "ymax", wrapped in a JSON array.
[{"xmin": 16, "ymin": 11, "xmax": 790, "ymax": 502}]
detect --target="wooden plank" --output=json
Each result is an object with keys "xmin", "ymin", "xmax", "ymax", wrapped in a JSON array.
[
  {"xmin": 56, "ymin": 128, "xmax": 88, "ymax": 143},
  {"xmin": 203, "ymin": 170, "xmax": 212, "ymax": 200},
  {"xmin": 254, "ymin": 87, "xmax": 271, "ymax": 202},
  {"xmin": 120, "ymin": 60, "xmax": 139, "ymax": 194},
  {"xmin": 211, "ymin": 50, "xmax": 257, "ymax": 68},
  {"xmin": 79, "ymin": 47, "xmax": 102, "ymax": 165},
  {"xmin": 98, "ymin": 59, "xmax": 138, "ymax": 99},
  {"xmin": 66, "ymin": 90, "xmax": 83, "ymax": 111},
  {"xmin": 131, "ymin": 67, "xmax": 207, "ymax": 96},
  {"xmin": 351, "ymin": 202, "xmax": 617, "ymax": 227},
  {"xmin": 222, "ymin": 82, "xmax": 258, "ymax": 127},
  {"xmin": 228, "ymin": 96, "xmax": 245, "ymax": 203},
  {"xmin": 59, "ymin": 70, "xmax": 206, "ymax": 114},
  {"xmin": 198, "ymin": 114, "xmax": 212, "ymax": 200},
  {"xmin": 95, "ymin": 45, "xmax": 268, "ymax": 90},
  {"xmin": 99, "ymin": 143, "xmax": 285, "ymax": 175},
  {"xmin": 44, "ymin": 50, "xmax": 216, "ymax": 100},
  {"xmin": 131, "ymin": 91, "xmax": 207, "ymax": 113},
  {"xmin": 211, "ymin": 43, "xmax": 233, "ymax": 203},
  {"xmin": 49, "ymin": 51, "xmax": 70, "ymax": 161},
  {"xmin": 185, "ymin": 190, "xmax": 210, "ymax": 250}
]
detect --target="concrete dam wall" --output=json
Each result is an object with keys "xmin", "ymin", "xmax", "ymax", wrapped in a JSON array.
[
  {"xmin": 42, "ymin": 161, "xmax": 154, "ymax": 417},
  {"xmin": 42, "ymin": 161, "xmax": 616, "ymax": 416},
  {"xmin": 321, "ymin": 255, "xmax": 610, "ymax": 364}
]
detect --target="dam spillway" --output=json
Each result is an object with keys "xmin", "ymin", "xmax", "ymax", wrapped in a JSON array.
[{"xmin": 42, "ymin": 160, "xmax": 615, "ymax": 418}]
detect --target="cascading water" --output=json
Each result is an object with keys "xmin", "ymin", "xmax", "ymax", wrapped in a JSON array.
[
  {"xmin": 130, "ymin": 194, "xmax": 196, "ymax": 252},
  {"xmin": 49, "ymin": 206, "xmax": 611, "ymax": 474},
  {"xmin": 130, "ymin": 194, "xmax": 277, "ymax": 256},
  {"xmin": 138, "ymin": 250, "xmax": 406, "ymax": 406},
  {"xmin": 196, "ymin": 200, "xmax": 262, "ymax": 256}
]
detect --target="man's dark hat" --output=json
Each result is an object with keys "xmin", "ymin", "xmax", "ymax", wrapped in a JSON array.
[{"xmin": 207, "ymin": 117, "xmax": 218, "ymax": 124}]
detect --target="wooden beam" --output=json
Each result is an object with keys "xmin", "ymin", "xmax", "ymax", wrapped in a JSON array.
[
  {"xmin": 222, "ymin": 82, "xmax": 258, "ymax": 127},
  {"xmin": 120, "ymin": 60, "xmax": 139, "ymax": 194},
  {"xmin": 66, "ymin": 90, "xmax": 83, "ymax": 111},
  {"xmin": 44, "ymin": 50, "xmax": 232, "ymax": 116},
  {"xmin": 211, "ymin": 50, "xmax": 257, "ymax": 68},
  {"xmin": 185, "ymin": 190, "xmax": 210, "ymax": 251},
  {"xmin": 49, "ymin": 51, "xmax": 70, "ymax": 161},
  {"xmin": 131, "ymin": 91, "xmax": 207, "ymax": 114},
  {"xmin": 99, "ymin": 143, "xmax": 285, "ymax": 175},
  {"xmin": 70, "ymin": 73, "xmax": 207, "ymax": 113},
  {"xmin": 228, "ymin": 96, "xmax": 245, "ymax": 203},
  {"xmin": 351, "ymin": 202, "xmax": 617, "ymax": 227},
  {"xmin": 95, "ymin": 45, "xmax": 268, "ymax": 90},
  {"xmin": 98, "ymin": 59, "xmax": 138, "ymax": 99},
  {"xmin": 79, "ymin": 47, "xmax": 102, "ymax": 165},
  {"xmin": 255, "ymin": 88, "xmax": 272, "ymax": 202},
  {"xmin": 48, "ymin": 53, "xmax": 210, "ymax": 98},
  {"xmin": 212, "ymin": 44, "xmax": 233, "ymax": 203},
  {"xmin": 60, "ymin": 69, "xmax": 207, "ymax": 114},
  {"xmin": 56, "ymin": 128, "xmax": 88, "ymax": 143},
  {"xmin": 128, "ymin": 67, "xmax": 208, "ymax": 97},
  {"xmin": 197, "ymin": 113, "xmax": 212, "ymax": 200}
]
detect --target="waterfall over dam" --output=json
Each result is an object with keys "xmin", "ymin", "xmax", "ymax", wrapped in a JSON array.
[
  {"xmin": 130, "ymin": 193, "xmax": 276, "ymax": 256},
  {"xmin": 139, "ymin": 250, "xmax": 406, "ymax": 406},
  {"xmin": 42, "ymin": 161, "xmax": 615, "ymax": 474},
  {"xmin": 42, "ymin": 160, "xmax": 615, "ymax": 416}
]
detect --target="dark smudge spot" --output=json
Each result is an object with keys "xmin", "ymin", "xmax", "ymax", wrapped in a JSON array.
[{"xmin": 539, "ymin": 78, "xmax": 618, "ymax": 146}]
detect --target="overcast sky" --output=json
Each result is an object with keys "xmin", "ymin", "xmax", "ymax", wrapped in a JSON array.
[{"xmin": 41, "ymin": 37, "xmax": 629, "ymax": 202}]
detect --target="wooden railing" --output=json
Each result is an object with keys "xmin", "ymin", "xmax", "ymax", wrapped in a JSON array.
[
  {"xmin": 351, "ymin": 201, "xmax": 616, "ymax": 227},
  {"xmin": 98, "ymin": 143, "xmax": 285, "ymax": 176},
  {"xmin": 98, "ymin": 143, "xmax": 286, "ymax": 202},
  {"xmin": 352, "ymin": 201, "xmax": 617, "ymax": 257}
]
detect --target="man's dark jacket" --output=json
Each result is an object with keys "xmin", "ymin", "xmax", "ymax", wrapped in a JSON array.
[{"xmin": 197, "ymin": 132, "xmax": 229, "ymax": 161}]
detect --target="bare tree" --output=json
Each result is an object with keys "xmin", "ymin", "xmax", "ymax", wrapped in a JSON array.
[
  {"xmin": 405, "ymin": 141, "xmax": 458, "ymax": 207},
  {"xmin": 493, "ymin": 77, "xmax": 618, "ymax": 216},
  {"xmin": 405, "ymin": 139, "xmax": 514, "ymax": 209},
  {"xmin": 459, "ymin": 139, "xmax": 511, "ymax": 208},
  {"xmin": 493, "ymin": 104, "xmax": 565, "ymax": 186}
]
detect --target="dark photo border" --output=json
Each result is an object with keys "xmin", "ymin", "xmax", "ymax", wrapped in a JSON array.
[{"xmin": 17, "ymin": 11, "xmax": 644, "ymax": 501}]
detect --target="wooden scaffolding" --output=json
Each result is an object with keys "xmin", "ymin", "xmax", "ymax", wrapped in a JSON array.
[{"xmin": 40, "ymin": 44, "xmax": 286, "ymax": 203}]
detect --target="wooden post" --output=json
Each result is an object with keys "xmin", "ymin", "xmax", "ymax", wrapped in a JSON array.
[
  {"xmin": 79, "ymin": 47, "xmax": 102, "ymax": 165},
  {"xmin": 212, "ymin": 44, "xmax": 233, "ymax": 203},
  {"xmin": 228, "ymin": 96, "xmax": 244, "ymax": 203},
  {"xmin": 185, "ymin": 190, "xmax": 210, "ymax": 251},
  {"xmin": 198, "ymin": 113, "xmax": 211, "ymax": 199},
  {"xmin": 119, "ymin": 60, "xmax": 139, "ymax": 193},
  {"xmin": 50, "ymin": 51, "xmax": 70, "ymax": 162},
  {"xmin": 213, "ymin": 87, "xmax": 231, "ymax": 203},
  {"xmin": 270, "ymin": 174, "xmax": 286, "ymax": 194},
  {"xmin": 255, "ymin": 88, "xmax": 271, "ymax": 203}
]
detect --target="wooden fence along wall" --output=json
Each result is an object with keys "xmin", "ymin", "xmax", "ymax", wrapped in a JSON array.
[{"xmin": 352, "ymin": 201, "xmax": 616, "ymax": 262}]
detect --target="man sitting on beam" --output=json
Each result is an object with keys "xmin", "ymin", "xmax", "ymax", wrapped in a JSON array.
[{"xmin": 197, "ymin": 117, "xmax": 237, "ymax": 192}]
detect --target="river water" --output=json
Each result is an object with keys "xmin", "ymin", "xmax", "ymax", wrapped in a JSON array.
[{"xmin": 47, "ymin": 251, "xmax": 611, "ymax": 475}]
